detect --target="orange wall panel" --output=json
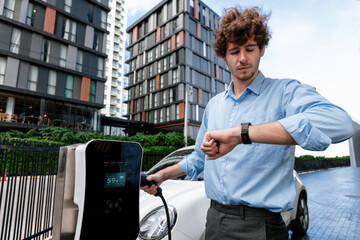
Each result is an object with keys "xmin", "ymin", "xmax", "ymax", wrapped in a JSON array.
[
  {"xmin": 44, "ymin": 7, "xmax": 56, "ymax": 34},
  {"xmin": 134, "ymin": 26, "xmax": 139, "ymax": 42},
  {"xmin": 80, "ymin": 77, "xmax": 90, "ymax": 101},
  {"xmin": 196, "ymin": 22, "xmax": 201, "ymax": 38},
  {"xmin": 130, "ymin": 100, "xmax": 134, "ymax": 113},
  {"xmin": 171, "ymin": 35, "xmax": 176, "ymax": 50},
  {"xmin": 142, "ymin": 112, "xmax": 146, "ymax": 122},
  {"xmin": 156, "ymin": 27, "xmax": 161, "ymax": 42},
  {"xmin": 179, "ymin": 102, "xmax": 184, "ymax": 119},
  {"xmin": 194, "ymin": 0, "xmax": 199, "ymax": 19},
  {"xmin": 198, "ymin": 89, "xmax": 202, "ymax": 105},
  {"xmin": 156, "ymin": 75, "xmax": 160, "ymax": 90},
  {"xmin": 178, "ymin": 31, "xmax": 184, "ymax": 46}
]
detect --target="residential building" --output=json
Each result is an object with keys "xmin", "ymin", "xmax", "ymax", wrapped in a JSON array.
[
  {"xmin": 101, "ymin": 0, "xmax": 127, "ymax": 122},
  {"xmin": 0, "ymin": 0, "xmax": 110, "ymax": 131},
  {"xmin": 125, "ymin": 0, "xmax": 231, "ymax": 139}
]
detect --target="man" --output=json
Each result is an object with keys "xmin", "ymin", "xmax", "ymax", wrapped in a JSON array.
[{"xmin": 142, "ymin": 7, "xmax": 354, "ymax": 239}]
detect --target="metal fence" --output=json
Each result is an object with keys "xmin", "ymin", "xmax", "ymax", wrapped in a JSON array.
[
  {"xmin": 0, "ymin": 138, "xmax": 169, "ymax": 240},
  {"xmin": 0, "ymin": 137, "xmax": 61, "ymax": 240}
]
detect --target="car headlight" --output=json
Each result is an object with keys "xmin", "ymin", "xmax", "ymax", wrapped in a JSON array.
[{"xmin": 139, "ymin": 205, "xmax": 177, "ymax": 240}]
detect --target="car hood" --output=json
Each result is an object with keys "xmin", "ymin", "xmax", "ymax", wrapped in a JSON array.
[{"xmin": 139, "ymin": 179, "xmax": 209, "ymax": 239}]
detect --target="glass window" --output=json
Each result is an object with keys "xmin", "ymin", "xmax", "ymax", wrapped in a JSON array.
[
  {"xmin": 160, "ymin": 75, "xmax": 164, "ymax": 88},
  {"xmin": 10, "ymin": 28, "xmax": 21, "ymax": 54},
  {"xmin": 76, "ymin": 49, "xmax": 83, "ymax": 72},
  {"xmin": 162, "ymin": 90, "xmax": 166, "ymax": 104},
  {"xmin": 27, "ymin": 65, "xmax": 38, "ymax": 91},
  {"xmin": 26, "ymin": 3, "xmax": 36, "ymax": 26},
  {"xmin": 63, "ymin": 18, "xmax": 77, "ymax": 42},
  {"xmin": 59, "ymin": 44, "xmax": 67, "ymax": 67},
  {"xmin": 97, "ymin": 58, "xmax": 104, "ymax": 78},
  {"xmin": 65, "ymin": 75, "xmax": 74, "ymax": 98},
  {"xmin": 87, "ymin": 4, "xmax": 94, "ymax": 23},
  {"xmin": 41, "ymin": 39, "xmax": 51, "ymax": 62},
  {"xmin": 101, "ymin": 10, "xmax": 107, "ymax": 29},
  {"xmin": 154, "ymin": 109, "xmax": 158, "ymax": 123},
  {"xmin": 172, "ymin": 69, "xmax": 178, "ymax": 83},
  {"xmin": 0, "ymin": 57, "xmax": 6, "ymax": 85},
  {"xmin": 157, "ymin": 61, "xmax": 161, "ymax": 73},
  {"xmin": 160, "ymin": 108, "xmax": 164, "ymax": 122},
  {"xmin": 164, "ymin": 57, "xmax": 167, "ymax": 71},
  {"xmin": 93, "ymin": 31, "xmax": 100, "ymax": 50},
  {"xmin": 160, "ymin": 43, "xmax": 164, "ymax": 56},
  {"xmin": 64, "ymin": 0, "xmax": 72, "ymax": 13},
  {"xmin": 166, "ymin": 107, "xmax": 170, "ymax": 121},
  {"xmin": 176, "ymin": 104, "xmax": 179, "ymax": 119},
  {"xmin": 90, "ymin": 80, "xmax": 96, "ymax": 102},
  {"xmin": 3, "ymin": 0, "xmax": 15, "ymax": 19},
  {"xmin": 47, "ymin": 70, "xmax": 57, "ymax": 95}
]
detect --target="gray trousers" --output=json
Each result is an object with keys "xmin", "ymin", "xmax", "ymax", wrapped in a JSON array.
[{"xmin": 205, "ymin": 200, "xmax": 289, "ymax": 240}]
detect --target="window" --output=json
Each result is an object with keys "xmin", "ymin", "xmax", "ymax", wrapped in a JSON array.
[
  {"xmin": 41, "ymin": 39, "xmax": 51, "ymax": 62},
  {"xmin": 176, "ymin": 34, "xmax": 179, "ymax": 48},
  {"xmin": 63, "ymin": 18, "xmax": 77, "ymax": 42},
  {"xmin": 64, "ymin": 0, "xmax": 72, "ymax": 13},
  {"xmin": 155, "ymin": 46, "xmax": 159, "ymax": 58},
  {"xmin": 76, "ymin": 50, "xmax": 83, "ymax": 71},
  {"xmin": 166, "ymin": 107, "xmax": 170, "ymax": 121},
  {"xmin": 154, "ymin": 110, "xmax": 158, "ymax": 123},
  {"xmin": 3, "ymin": 0, "xmax": 15, "ymax": 19},
  {"xmin": 164, "ymin": 57, "xmax": 167, "ymax": 71},
  {"xmin": 101, "ymin": 10, "xmax": 107, "ymax": 29},
  {"xmin": 65, "ymin": 75, "xmax": 74, "ymax": 98},
  {"xmin": 26, "ymin": 3, "xmax": 36, "ymax": 26},
  {"xmin": 160, "ymin": 109, "xmax": 164, "ymax": 123},
  {"xmin": 169, "ymin": 88, "xmax": 173, "ymax": 102},
  {"xmin": 47, "ymin": 70, "xmax": 57, "ymax": 95},
  {"xmin": 157, "ymin": 61, "xmax": 161, "ymax": 73},
  {"xmin": 27, "ymin": 65, "xmax": 38, "ymax": 91},
  {"xmin": 97, "ymin": 58, "xmax": 104, "ymax": 78},
  {"xmin": 87, "ymin": 4, "xmax": 94, "ymax": 22},
  {"xmin": 162, "ymin": 90, "xmax": 166, "ymax": 104},
  {"xmin": 203, "ymin": 42, "xmax": 207, "ymax": 57},
  {"xmin": 176, "ymin": 104, "xmax": 179, "ymax": 119},
  {"xmin": 160, "ymin": 44, "xmax": 164, "ymax": 56},
  {"xmin": 10, "ymin": 28, "xmax": 21, "ymax": 54},
  {"xmin": 149, "ymin": 78, "xmax": 155, "ymax": 92},
  {"xmin": 59, "ymin": 44, "xmax": 67, "ymax": 67},
  {"xmin": 172, "ymin": 68, "xmax": 179, "ymax": 83},
  {"xmin": 160, "ymin": 75, "xmax": 164, "ymax": 88},
  {"xmin": 147, "ymin": 50, "xmax": 153, "ymax": 63},
  {"xmin": 0, "ymin": 57, "xmax": 6, "ymax": 85},
  {"xmin": 90, "ymin": 80, "xmax": 96, "ymax": 102},
  {"xmin": 93, "ymin": 31, "xmax": 100, "ymax": 50}
]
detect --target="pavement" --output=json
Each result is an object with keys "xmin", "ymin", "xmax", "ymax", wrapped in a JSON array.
[{"xmin": 290, "ymin": 167, "xmax": 360, "ymax": 240}]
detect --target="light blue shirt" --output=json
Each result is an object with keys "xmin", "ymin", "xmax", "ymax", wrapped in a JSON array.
[{"xmin": 178, "ymin": 71, "xmax": 354, "ymax": 212}]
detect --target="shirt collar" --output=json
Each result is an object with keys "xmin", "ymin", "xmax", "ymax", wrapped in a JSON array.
[{"xmin": 224, "ymin": 71, "xmax": 265, "ymax": 98}]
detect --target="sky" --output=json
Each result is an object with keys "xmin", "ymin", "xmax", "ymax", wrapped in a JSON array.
[{"xmin": 126, "ymin": 0, "xmax": 360, "ymax": 157}]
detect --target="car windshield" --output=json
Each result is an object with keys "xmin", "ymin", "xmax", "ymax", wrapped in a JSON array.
[{"xmin": 146, "ymin": 146, "xmax": 204, "ymax": 180}]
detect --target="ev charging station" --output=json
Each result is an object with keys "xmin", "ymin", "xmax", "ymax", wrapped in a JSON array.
[{"xmin": 53, "ymin": 140, "xmax": 143, "ymax": 240}]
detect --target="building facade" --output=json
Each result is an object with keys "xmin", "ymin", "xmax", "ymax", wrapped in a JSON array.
[
  {"xmin": 100, "ymin": 0, "xmax": 127, "ymax": 121},
  {"xmin": 0, "ymin": 0, "xmax": 109, "ymax": 131},
  {"xmin": 125, "ymin": 0, "xmax": 231, "ymax": 138}
]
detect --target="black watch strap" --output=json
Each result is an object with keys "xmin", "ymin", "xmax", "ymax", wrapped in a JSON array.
[{"xmin": 241, "ymin": 122, "xmax": 252, "ymax": 144}]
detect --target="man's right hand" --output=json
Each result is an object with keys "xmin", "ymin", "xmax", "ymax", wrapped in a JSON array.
[{"xmin": 140, "ymin": 173, "xmax": 164, "ymax": 195}]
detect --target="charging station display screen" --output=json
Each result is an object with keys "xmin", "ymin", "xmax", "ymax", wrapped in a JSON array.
[{"xmin": 104, "ymin": 172, "xmax": 126, "ymax": 189}]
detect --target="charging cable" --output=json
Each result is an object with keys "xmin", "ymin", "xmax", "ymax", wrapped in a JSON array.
[{"xmin": 140, "ymin": 174, "xmax": 172, "ymax": 240}]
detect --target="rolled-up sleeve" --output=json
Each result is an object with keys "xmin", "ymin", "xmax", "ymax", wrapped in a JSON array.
[
  {"xmin": 278, "ymin": 80, "xmax": 354, "ymax": 151},
  {"xmin": 178, "ymin": 106, "xmax": 209, "ymax": 180}
]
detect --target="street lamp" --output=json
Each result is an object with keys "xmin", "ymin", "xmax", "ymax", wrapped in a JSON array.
[{"xmin": 184, "ymin": 85, "xmax": 193, "ymax": 146}]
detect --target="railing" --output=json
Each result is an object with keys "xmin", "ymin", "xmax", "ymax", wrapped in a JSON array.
[{"xmin": 0, "ymin": 137, "xmax": 61, "ymax": 240}]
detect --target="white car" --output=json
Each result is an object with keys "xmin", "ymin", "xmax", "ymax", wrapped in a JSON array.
[{"xmin": 138, "ymin": 146, "xmax": 309, "ymax": 240}]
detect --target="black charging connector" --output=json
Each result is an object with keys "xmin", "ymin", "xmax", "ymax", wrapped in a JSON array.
[{"xmin": 140, "ymin": 174, "xmax": 172, "ymax": 240}]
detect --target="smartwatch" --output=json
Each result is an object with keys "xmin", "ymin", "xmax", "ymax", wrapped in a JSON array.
[{"xmin": 241, "ymin": 122, "xmax": 252, "ymax": 144}]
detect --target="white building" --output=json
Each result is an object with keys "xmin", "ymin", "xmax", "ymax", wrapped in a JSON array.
[{"xmin": 101, "ymin": 0, "xmax": 128, "ymax": 119}]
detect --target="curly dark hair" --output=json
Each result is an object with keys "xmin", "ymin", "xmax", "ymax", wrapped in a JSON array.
[{"xmin": 213, "ymin": 7, "xmax": 271, "ymax": 57}]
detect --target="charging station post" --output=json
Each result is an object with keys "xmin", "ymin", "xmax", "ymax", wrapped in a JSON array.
[{"xmin": 52, "ymin": 140, "xmax": 143, "ymax": 240}]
